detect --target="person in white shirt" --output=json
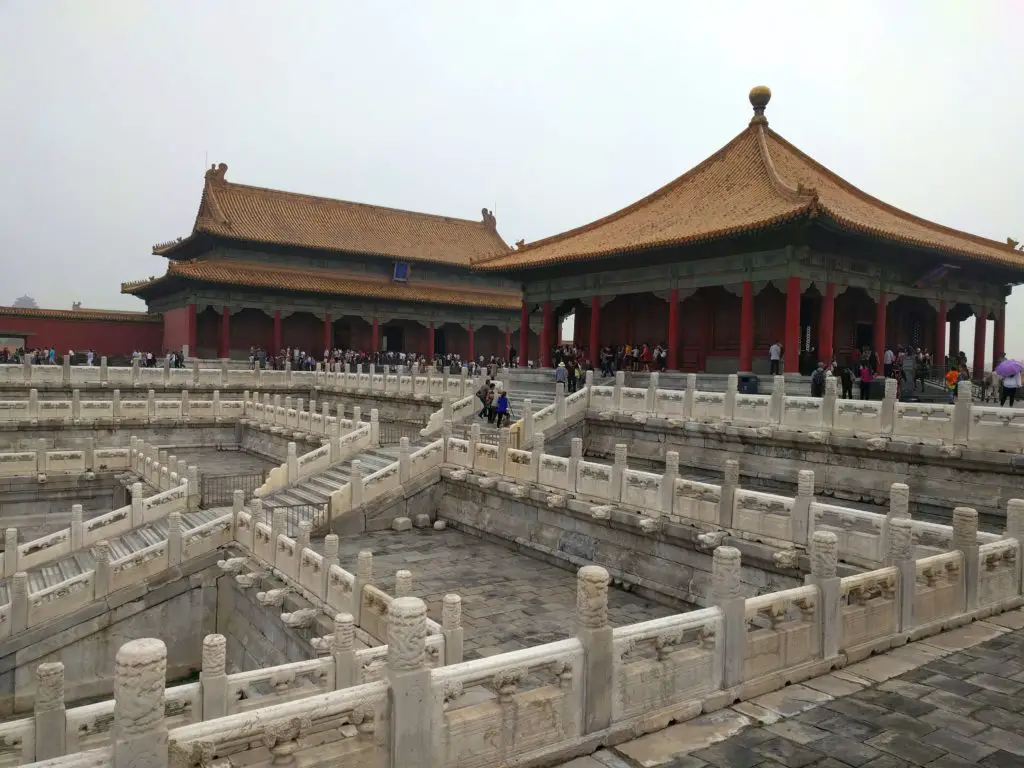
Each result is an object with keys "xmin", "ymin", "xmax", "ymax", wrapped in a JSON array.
[
  {"xmin": 884, "ymin": 348, "xmax": 895, "ymax": 377},
  {"xmin": 768, "ymin": 342, "xmax": 782, "ymax": 375},
  {"xmin": 1001, "ymin": 370, "xmax": 1020, "ymax": 408}
]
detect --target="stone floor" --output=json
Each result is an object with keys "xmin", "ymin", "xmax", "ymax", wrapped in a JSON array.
[
  {"xmin": 169, "ymin": 447, "xmax": 276, "ymax": 475},
  {"xmin": 328, "ymin": 527, "xmax": 679, "ymax": 658},
  {"xmin": 558, "ymin": 610, "xmax": 1024, "ymax": 768}
]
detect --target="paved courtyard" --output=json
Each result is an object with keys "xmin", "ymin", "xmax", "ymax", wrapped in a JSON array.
[
  {"xmin": 329, "ymin": 527, "xmax": 679, "ymax": 658},
  {"xmin": 559, "ymin": 611, "xmax": 1024, "ymax": 768},
  {"xmin": 169, "ymin": 447, "xmax": 276, "ymax": 475}
]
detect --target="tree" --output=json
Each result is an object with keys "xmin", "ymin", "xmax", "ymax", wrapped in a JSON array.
[{"xmin": 12, "ymin": 295, "xmax": 38, "ymax": 309}]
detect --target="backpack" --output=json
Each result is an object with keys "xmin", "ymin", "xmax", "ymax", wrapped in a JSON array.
[{"xmin": 812, "ymin": 369, "xmax": 825, "ymax": 388}]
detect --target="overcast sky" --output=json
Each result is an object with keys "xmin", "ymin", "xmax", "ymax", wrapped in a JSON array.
[{"xmin": 1, "ymin": 1, "xmax": 1022, "ymax": 357}]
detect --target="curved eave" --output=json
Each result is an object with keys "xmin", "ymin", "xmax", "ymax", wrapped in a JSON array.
[{"xmin": 473, "ymin": 208, "xmax": 814, "ymax": 274}]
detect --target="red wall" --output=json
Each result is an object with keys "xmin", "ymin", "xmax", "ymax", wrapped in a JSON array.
[
  {"xmin": 162, "ymin": 306, "xmax": 193, "ymax": 354},
  {"xmin": 0, "ymin": 313, "xmax": 163, "ymax": 357}
]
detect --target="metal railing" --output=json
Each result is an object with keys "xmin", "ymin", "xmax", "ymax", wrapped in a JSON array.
[
  {"xmin": 263, "ymin": 502, "xmax": 329, "ymax": 535},
  {"xmin": 452, "ymin": 424, "xmax": 501, "ymax": 445},
  {"xmin": 200, "ymin": 471, "xmax": 266, "ymax": 508},
  {"xmin": 378, "ymin": 419, "xmax": 426, "ymax": 445}
]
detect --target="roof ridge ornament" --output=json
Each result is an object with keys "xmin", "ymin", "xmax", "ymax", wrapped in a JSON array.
[
  {"xmin": 481, "ymin": 208, "xmax": 497, "ymax": 229},
  {"xmin": 205, "ymin": 162, "xmax": 228, "ymax": 185},
  {"xmin": 749, "ymin": 85, "xmax": 771, "ymax": 126}
]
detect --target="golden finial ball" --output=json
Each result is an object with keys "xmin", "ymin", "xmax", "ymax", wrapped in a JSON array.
[{"xmin": 749, "ymin": 85, "xmax": 772, "ymax": 111}]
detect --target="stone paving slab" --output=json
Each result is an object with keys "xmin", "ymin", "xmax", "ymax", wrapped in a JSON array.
[
  {"xmin": 329, "ymin": 528, "xmax": 678, "ymax": 658},
  {"xmin": 558, "ymin": 611, "xmax": 1024, "ymax": 768}
]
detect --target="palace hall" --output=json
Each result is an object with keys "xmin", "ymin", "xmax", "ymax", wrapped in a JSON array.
[
  {"xmin": 121, "ymin": 163, "xmax": 528, "ymax": 361},
  {"xmin": 476, "ymin": 87, "xmax": 1024, "ymax": 378}
]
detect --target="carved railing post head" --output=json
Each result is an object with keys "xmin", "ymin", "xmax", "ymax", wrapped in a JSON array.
[
  {"xmin": 953, "ymin": 507, "xmax": 979, "ymax": 548},
  {"xmin": 114, "ymin": 638, "xmax": 167, "ymax": 737},
  {"xmin": 131, "ymin": 481, "xmax": 143, "ymax": 499},
  {"xmin": 387, "ymin": 597, "xmax": 427, "ymax": 673},
  {"xmin": 724, "ymin": 459, "xmax": 740, "ymax": 486},
  {"xmin": 889, "ymin": 483, "xmax": 910, "ymax": 518},
  {"xmin": 395, "ymin": 569, "xmax": 413, "ymax": 597},
  {"xmin": 797, "ymin": 469, "xmax": 815, "ymax": 498},
  {"xmin": 201, "ymin": 634, "xmax": 226, "ymax": 676},
  {"xmin": 810, "ymin": 531, "xmax": 838, "ymax": 578},
  {"xmin": 711, "ymin": 546, "xmax": 742, "ymax": 601},
  {"xmin": 357, "ymin": 550, "xmax": 373, "ymax": 582},
  {"xmin": 34, "ymin": 662, "xmax": 65, "ymax": 714},
  {"xmin": 887, "ymin": 517, "xmax": 913, "ymax": 563},
  {"xmin": 825, "ymin": 376, "xmax": 837, "ymax": 397},
  {"xmin": 570, "ymin": 437, "xmax": 582, "ymax": 459},
  {"xmin": 4, "ymin": 527, "xmax": 16, "ymax": 554},
  {"xmin": 324, "ymin": 534, "xmax": 339, "ymax": 560},
  {"xmin": 576, "ymin": 565, "xmax": 609, "ymax": 630},
  {"xmin": 442, "ymin": 594, "xmax": 462, "ymax": 630},
  {"xmin": 232, "ymin": 489, "xmax": 245, "ymax": 513},
  {"xmin": 665, "ymin": 451, "xmax": 679, "ymax": 475},
  {"xmin": 613, "ymin": 443, "xmax": 627, "ymax": 465},
  {"xmin": 332, "ymin": 613, "xmax": 354, "ymax": 653}
]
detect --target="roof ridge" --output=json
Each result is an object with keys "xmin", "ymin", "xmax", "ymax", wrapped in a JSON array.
[
  {"xmin": 765, "ymin": 128, "xmax": 1017, "ymax": 253},
  {"xmin": 209, "ymin": 180, "xmax": 494, "ymax": 229},
  {"xmin": 753, "ymin": 124, "xmax": 818, "ymax": 204},
  {"xmin": 472, "ymin": 128, "xmax": 802, "ymax": 265}
]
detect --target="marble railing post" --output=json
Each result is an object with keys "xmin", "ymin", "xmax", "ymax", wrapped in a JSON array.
[
  {"xmin": 769, "ymin": 375, "xmax": 785, "ymax": 424},
  {"xmin": 395, "ymin": 569, "xmax": 413, "ymax": 598},
  {"xmin": 880, "ymin": 378, "xmax": 898, "ymax": 434},
  {"xmin": 332, "ymin": 613, "xmax": 357, "ymax": 688},
  {"xmin": 231, "ymin": 489, "xmax": 245, "ymax": 534},
  {"xmin": 36, "ymin": 439, "xmax": 48, "ymax": 476},
  {"xmin": 555, "ymin": 381, "xmax": 566, "ymax": 422},
  {"xmin": 953, "ymin": 380, "xmax": 972, "ymax": 443},
  {"xmin": 34, "ymin": 661, "xmax": 66, "ymax": 760},
  {"xmin": 113, "ymin": 638, "xmax": 167, "ymax": 768},
  {"xmin": 70, "ymin": 504, "xmax": 84, "ymax": 550},
  {"xmin": 354, "ymin": 550, "xmax": 373, "ymax": 625},
  {"xmin": 442, "ymin": 594, "xmax": 463, "ymax": 665},
  {"xmin": 882, "ymin": 482, "xmax": 910, "ymax": 552},
  {"xmin": 953, "ymin": 507, "xmax": 980, "ymax": 610},
  {"xmin": 611, "ymin": 443, "xmax": 627, "ymax": 502},
  {"xmin": 569, "ymin": 437, "xmax": 582, "ymax": 493},
  {"xmin": 22, "ymin": 358, "xmax": 31, "ymax": 385},
  {"xmin": 822, "ymin": 376, "xmax": 837, "ymax": 429},
  {"xmin": 577, "ymin": 565, "xmax": 612, "ymax": 733},
  {"xmin": 352, "ymin": 406, "xmax": 362, "ymax": 428},
  {"xmin": 296, "ymin": 521, "xmax": 311, "ymax": 554},
  {"xmin": 805, "ymin": 531, "xmax": 840, "ymax": 662},
  {"xmin": 683, "ymin": 373, "xmax": 697, "ymax": 419},
  {"xmin": 99, "ymin": 356, "xmax": 108, "ymax": 384},
  {"xmin": 62, "ymin": 355, "xmax": 71, "ymax": 385},
  {"xmin": 612, "ymin": 371, "xmax": 624, "ymax": 411},
  {"xmin": 186, "ymin": 469, "xmax": 199, "ymax": 511},
  {"xmin": 351, "ymin": 460, "xmax": 364, "ymax": 507},
  {"xmin": 163, "ymin": 357, "xmax": 171, "ymax": 386},
  {"xmin": 191, "ymin": 359, "xmax": 200, "ymax": 387},
  {"xmin": 887, "ymin": 517, "xmax": 915, "ymax": 631},
  {"xmin": 793, "ymin": 470, "xmax": 814, "ymax": 545},
  {"xmin": 10, "ymin": 572, "xmax": 28, "ymax": 633},
  {"xmin": 529, "ymin": 432, "xmax": 545, "ymax": 483},
  {"xmin": 131, "ymin": 482, "xmax": 144, "ymax": 527},
  {"xmin": 497, "ymin": 428, "xmax": 509, "ymax": 473},
  {"xmin": 368, "ymin": 407, "xmax": 378, "ymax": 445},
  {"xmin": 28, "ymin": 388, "xmax": 38, "ymax": 419},
  {"xmin": 712, "ymin": 546, "xmax": 744, "ymax": 689},
  {"xmin": 111, "ymin": 388, "xmax": 121, "ymax": 420},
  {"xmin": 147, "ymin": 389, "xmax": 156, "ymax": 419},
  {"xmin": 180, "ymin": 389, "xmax": 189, "ymax": 419},
  {"xmin": 130, "ymin": 358, "xmax": 140, "ymax": 386},
  {"xmin": 1007, "ymin": 499, "xmax": 1024, "ymax": 594},
  {"xmin": 167, "ymin": 512, "xmax": 183, "ymax": 566},
  {"xmin": 322, "ymin": 534, "xmax": 339, "ymax": 596},
  {"xmin": 399, "ymin": 437, "xmax": 411, "ymax": 484},
  {"xmin": 387, "ymin": 597, "xmax": 431, "ymax": 767},
  {"xmin": 83, "ymin": 437, "xmax": 95, "ymax": 472},
  {"xmin": 645, "ymin": 371, "xmax": 659, "ymax": 412},
  {"xmin": 271, "ymin": 509, "xmax": 286, "ymax": 567},
  {"xmin": 200, "ymin": 634, "xmax": 227, "ymax": 721},
  {"xmin": 4, "ymin": 528, "xmax": 17, "ymax": 577},
  {"xmin": 94, "ymin": 540, "xmax": 111, "ymax": 599},
  {"xmin": 71, "ymin": 389, "xmax": 81, "ymax": 421},
  {"xmin": 724, "ymin": 374, "xmax": 738, "ymax": 420},
  {"xmin": 468, "ymin": 423, "xmax": 480, "ymax": 468},
  {"xmin": 286, "ymin": 442, "xmax": 298, "ymax": 483},
  {"xmin": 321, "ymin": 401, "xmax": 330, "ymax": 432},
  {"xmin": 248, "ymin": 499, "xmax": 263, "ymax": 551},
  {"xmin": 442, "ymin": 420, "xmax": 452, "ymax": 463},
  {"xmin": 660, "ymin": 450, "xmax": 679, "ymax": 517},
  {"xmin": 719, "ymin": 459, "xmax": 739, "ymax": 529},
  {"xmin": 522, "ymin": 398, "xmax": 534, "ymax": 449}
]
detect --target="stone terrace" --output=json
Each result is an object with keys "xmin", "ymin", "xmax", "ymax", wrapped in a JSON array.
[
  {"xmin": 559, "ymin": 613, "xmax": 1024, "ymax": 768},
  {"xmin": 324, "ymin": 527, "xmax": 677, "ymax": 658}
]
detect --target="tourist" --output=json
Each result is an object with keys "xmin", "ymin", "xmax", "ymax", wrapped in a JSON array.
[
  {"xmin": 554, "ymin": 361, "xmax": 567, "ymax": 389},
  {"xmin": 810, "ymin": 362, "xmax": 826, "ymax": 397},
  {"xmin": 485, "ymin": 383, "xmax": 497, "ymax": 424},
  {"xmin": 495, "ymin": 390, "xmax": 510, "ymax": 427},
  {"xmin": 768, "ymin": 341, "xmax": 782, "ymax": 376},
  {"xmin": 858, "ymin": 360, "xmax": 875, "ymax": 400},
  {"xmin": 1000, "ymin": 368, "xmax": 1020, "ymax": 408},
  {"xmin": 838, "ymin": 364, "xmax": 854, "ymax": 399},
  {"xmin": 883, "ymin": 347, "xmax": 895, "ymax": 378}
]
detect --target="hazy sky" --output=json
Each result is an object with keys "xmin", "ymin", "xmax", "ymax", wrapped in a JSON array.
[{"xmin": 1, "ymin": 1, "xmax": 1022, "ymax": 356}]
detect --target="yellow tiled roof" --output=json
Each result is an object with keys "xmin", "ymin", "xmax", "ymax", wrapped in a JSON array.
[
  {"xmin": 0, "ymin": 306, "xmax": 160, "ymax": 323},
  {"xmin": 155, "ymin": 164, "xmax": 511, "ymax": 267},
  {"xmin": 474, "ymin": 110, "xmax": 1022, "ymax": 271},
  {"xmin": 122, "ymin": 259, "xmax": 522, "ymax": 311}
]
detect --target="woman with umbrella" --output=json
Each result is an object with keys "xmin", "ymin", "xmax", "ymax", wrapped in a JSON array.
[{"xmin": 994, "ymin": 356, "xmax": 1022, "ymax": 407}]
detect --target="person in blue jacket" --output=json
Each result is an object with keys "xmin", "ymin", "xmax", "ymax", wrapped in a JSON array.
[{"xmin": 495, "ymin": 390, "xmax": 510, "ymax": 428}]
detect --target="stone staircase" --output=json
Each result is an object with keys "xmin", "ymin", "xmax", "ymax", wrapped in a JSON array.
[
  {"xmin": 0, "ymin": 507, "xmax": 227, "ymax": 603},
  {"xmin": 262, "ymin": 447, "xmax": 402, "ymax": 512}
]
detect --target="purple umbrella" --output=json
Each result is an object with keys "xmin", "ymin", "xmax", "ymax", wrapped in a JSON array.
[{"xmin": 994, "ymin": 359, "xmax": 1024, "ymax": 377}]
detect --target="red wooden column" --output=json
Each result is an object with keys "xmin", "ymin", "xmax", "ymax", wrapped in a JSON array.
[
  {"xmin": 589, "ymin": 296, "xmax": 600, "ymax": 363},
  {"xmin": 874, "ymin": 291, "xmax": 887, "ymax": 375},
  {"xmin": 323, "ymin": 314, "xmax": 332, "ymax": 352},
  {"xmin": 428, "ymin": 321, "xmax": 435, "ymax": 359},
  {"xmin": 272, "ymin": 311, "xmax": 282, "ymax": 352},
  {"xmin": 935, "ymin": 300, "xmax": 947, "ymax": 369},
  {"xmin": 371, "ymin": 318, "xmax": 379, "ymax": 352},
  {"xmin": 993, "ymin": 303, "xmax": 1006, "ymax": 362},
  {"xmin": 784, "ymin": 276, "xmax": 801, "ymax": 374},
  {"xmin": 219, "ymin": 306, "xmax": 230, "ymax": 359},
  {"xmin": 186, "ymin": 303, "xmax": 197, "ymax": 356},
  {"xmin": 973, "ymin": 306, "xmax": 988, "ymax": 378},
  {"xmin": 541, "ymin": 301, "xmax": 554, "ymax": 367},
  {"xmin": 519, "ymin": 302, "xmax": 530, "ymax": 366},
  {"xmin": 467, "ymin": 324, "xmax": 475, "ymax": 360},
  {"xmin": 667, "ymin": 289, "xmax": 680, "ymax": 370},
  {"xmin": 818, "ymin": 283, "xmax": 835, "ymax": 365},
  {"xmin": 738, "ymin": 281, "xmax": 754, "ymax": 372}
]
